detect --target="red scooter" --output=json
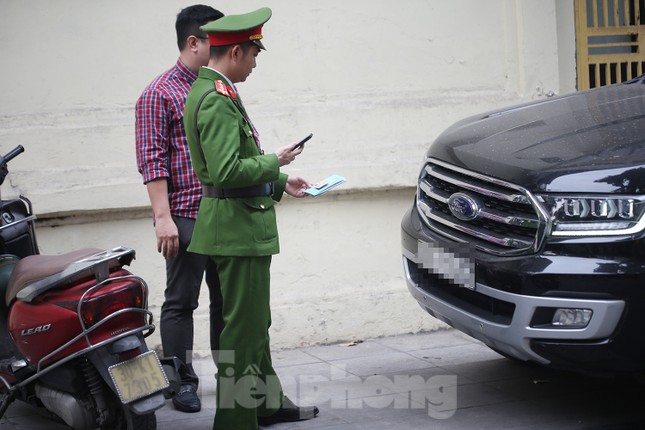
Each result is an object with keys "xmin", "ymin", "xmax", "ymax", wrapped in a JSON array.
[{"xmin": 0, "ymin": 146, "xmax": 176, "ymax": 429}]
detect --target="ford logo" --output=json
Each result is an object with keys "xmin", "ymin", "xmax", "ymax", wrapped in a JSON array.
[{"xmin": 447, "ymin": 192, "xmax": 481, "ymax": 221}]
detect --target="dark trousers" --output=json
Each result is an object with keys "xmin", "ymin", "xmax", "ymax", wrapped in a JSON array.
[
  {"xmin": 212, "ymin": 255, "xmax": 283, "ymax": 430},
  {"xmin": 161, "ymin": 216, "xmax": 224, "ymax": 387}
]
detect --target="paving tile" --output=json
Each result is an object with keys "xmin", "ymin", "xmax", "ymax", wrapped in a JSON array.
[
  {"xmin": 408, "ymin": 341, "xmax": 504, "ymax": 367},
  {"xmin": 326, "ymin": 397, "xmax": 446, "ymax": 428},
  {"xmin": 301, "ymin": 340, "xmax": 398, "ymax": 362},
  {"xmin": 2, "ymin": 329, "xmax": 644, "ymax": 430},
  {"xmin": 373, "ymin": 330, "xmax": 476, "ymax": 352},
  {"xmin": 326, "ymin": 351, "xmax": 437, "ymax": 378},
  {"xmin": 377, "ymin": 364, "xmax": 477, "ymax": 388},
  {"xmin": 273, "ymin": 348, "xmax": 325, "ymax": 368},
  {"xmin": 437, "ymin": 357, "xmax": 550, "ymax": 384},
  {"xmin": 380, "ymin": 377, "xmax": 513, "ymax": 416},
  {"xmin": 420, "ymin": 399, "xmax": 546, "ymax": 430}
]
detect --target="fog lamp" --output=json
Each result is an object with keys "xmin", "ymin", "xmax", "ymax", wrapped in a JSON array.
[{"xmin": 552, "ymin": 308, "xmax": 592, "ymax": 327}]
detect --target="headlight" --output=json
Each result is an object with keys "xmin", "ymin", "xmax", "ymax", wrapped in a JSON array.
[{"xmin": 538, "ymin": 195, "xmax": 645, "ymax": 236}]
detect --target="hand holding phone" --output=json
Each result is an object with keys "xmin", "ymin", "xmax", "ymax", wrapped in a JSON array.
[{"xmin": 291, "ymin": 133, "xmax": 313, "ymax": 151}]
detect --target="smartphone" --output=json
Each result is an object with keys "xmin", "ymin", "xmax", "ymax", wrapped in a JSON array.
[{"xmin": 291, "ymin": 133, "xmax": 313, "ymax": 151}]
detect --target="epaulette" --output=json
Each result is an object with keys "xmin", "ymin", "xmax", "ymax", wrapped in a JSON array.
[
  {"xmin": 214, "ymin": 80, "xmax": 238, "ymax": 99},
  {"xmin": 215, "ymin": 80, "xmax": 230, "ymax": 97}
]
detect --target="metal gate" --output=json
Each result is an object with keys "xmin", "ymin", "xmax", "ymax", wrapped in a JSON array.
[{"xmin": 575, "ymin": 0, "xmax": 645, "ymax": 89}]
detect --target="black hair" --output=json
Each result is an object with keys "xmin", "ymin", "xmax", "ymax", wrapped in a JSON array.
[
  {"xmin": 176, "ymin": 4, "xmax": 224, "ymax": 51},
  {"xmin": 210, "ymin": 41, "xmax": 257, "ymax": 60}
]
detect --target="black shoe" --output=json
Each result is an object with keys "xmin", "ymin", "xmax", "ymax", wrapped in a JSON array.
[
  {"xmin": 257, "ymin": 397, "xmax": 319, "ymax": 426},
  {"xmin": 172, "ymin": 384, "xmax": 201, "ymax": 413}
]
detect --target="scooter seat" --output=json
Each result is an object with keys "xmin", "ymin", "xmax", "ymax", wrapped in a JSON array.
[
  {"xmin": 0, "ymin": 255, "xmax": 19, "ymax": 309},
  {"xmin": 5, "ymin": 248, "xmax": 103, "ymax": 307}
]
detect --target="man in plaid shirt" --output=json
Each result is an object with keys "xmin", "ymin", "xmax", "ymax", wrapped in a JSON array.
[{"xmin": 135, "ymin": 4, "xmax": 224, "ymax": 414}]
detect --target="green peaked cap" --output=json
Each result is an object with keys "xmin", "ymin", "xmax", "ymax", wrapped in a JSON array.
[{"xmin": 201, "ymin": 7, "xmax": 272, "ymax": 50}]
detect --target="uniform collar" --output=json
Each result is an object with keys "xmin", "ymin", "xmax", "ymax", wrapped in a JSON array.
[
  {"xmin": 200, "ymin": 67, "xmax": 241, "ymax": 97},
  {"xmin": 199, "ymin": 67, "xmax": 230, "ymax": 84}
]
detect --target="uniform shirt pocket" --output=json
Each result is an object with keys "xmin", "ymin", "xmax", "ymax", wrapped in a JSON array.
[
  {"xmin": 239, "ymin": 125, "xmax": 258, "ymax": 158},
  {"xmin": 239, "ymin": 198, "xmax": 278, "ymax": 243}
]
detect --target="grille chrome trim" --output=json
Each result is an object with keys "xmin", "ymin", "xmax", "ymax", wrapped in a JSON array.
[
  {"xmin": 421, "ymin": 179, "xmax": 539, "ymax": 229},
  {"xmin": 475, "ymin": 205, "xmax": 540, "ymax": 229},
  {"xmin": 417, "ymin": 158, "xmax": 548, "ymax": 255},
  {"xmin": 426, "ymin": 164, "xmax": 531, "ymax": 204},
  {"xmin": 419, "ymin": 201, "xmax": 534, "ymax": 248}
]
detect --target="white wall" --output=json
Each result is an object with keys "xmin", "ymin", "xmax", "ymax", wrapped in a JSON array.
[
  {"xmin": 35, "ymin": 189, "xmax": 432, "ymax": 351},
  {"xmin": 0, "ymin": 0, "xmax": 576, "ymax": 350}
]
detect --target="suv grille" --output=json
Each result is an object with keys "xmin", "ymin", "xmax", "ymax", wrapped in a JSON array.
[{"xmin": 416, "ymin": 159, "xmax": 546, "ymax": 255}]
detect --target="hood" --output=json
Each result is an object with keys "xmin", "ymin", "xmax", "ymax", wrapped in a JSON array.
[{"xmin": 427, "ymin": 77, "xmax": 645, "ymax": 193}]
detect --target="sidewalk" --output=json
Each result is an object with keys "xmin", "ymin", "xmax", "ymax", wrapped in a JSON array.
[{"xmin": 2, "ymin": 329, "xmax": 643, "ymax": 429}]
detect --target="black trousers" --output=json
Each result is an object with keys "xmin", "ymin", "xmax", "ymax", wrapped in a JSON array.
[{"xmin": 160, "ymin": 216, "xmax": 223, "ymax": 387}]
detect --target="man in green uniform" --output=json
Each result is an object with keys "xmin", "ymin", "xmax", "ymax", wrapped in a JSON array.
[{"xmin": 183, "ymin": 7, "xmax": 319, "ymax": 430}]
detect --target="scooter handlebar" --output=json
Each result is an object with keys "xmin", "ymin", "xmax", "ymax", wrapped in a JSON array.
[
  {"xmin": 0, "ymin": 145, "xmax": 24, "ymax": 186},
  {"xmin": 3, "ymin": 145, "xmax": 24, "ymax": 163}
]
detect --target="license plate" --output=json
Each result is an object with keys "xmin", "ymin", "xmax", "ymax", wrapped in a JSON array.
[
  {"xmin": 108, "ymin": 351, "xmax": 169, "ymax": 403},
  {"xmin": 417, "ymin": 242, "xmax": 476, "ymax": 290}
]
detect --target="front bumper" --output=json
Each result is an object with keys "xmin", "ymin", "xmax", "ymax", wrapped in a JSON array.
[{"xmin": 401, "ymin": 204, "xmax": 645, "ymax": 372}]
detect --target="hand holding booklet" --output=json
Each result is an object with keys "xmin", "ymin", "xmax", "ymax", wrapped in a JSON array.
[{"xmin": 304, "ymin": 175, "xmax": 346, "ymax": 197}]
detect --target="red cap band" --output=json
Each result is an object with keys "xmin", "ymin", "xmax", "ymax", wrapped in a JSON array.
[{"xmin": 207, "ymin": 25, "xmax": 263, "ymax": 47}]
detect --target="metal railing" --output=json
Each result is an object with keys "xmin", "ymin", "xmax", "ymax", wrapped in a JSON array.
[{"xmin": 576, "ymin": 0, "xmax": 645, "ymax": 89}]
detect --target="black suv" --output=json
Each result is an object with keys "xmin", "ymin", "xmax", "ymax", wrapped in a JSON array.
[{"xmin": 401, "ymin": 75, "xmax": 645, "ymax": 374}]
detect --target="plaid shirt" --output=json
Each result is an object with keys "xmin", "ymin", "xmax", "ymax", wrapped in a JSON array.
[{"xmin": 135, "ymin": 59, "xmax": 202, "ymax": 219}]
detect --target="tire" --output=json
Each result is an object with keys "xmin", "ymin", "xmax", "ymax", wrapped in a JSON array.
[
  {"xmin": 101, "ymin": 395, "xmax": 157, "ymax": 430},
  {"xmin": 117, "ymin": 407, "xmax": 156, "ymax": 430}
]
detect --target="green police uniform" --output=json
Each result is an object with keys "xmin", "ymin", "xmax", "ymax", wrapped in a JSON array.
[
  {"xmin": 183, "ymin": 7, "xmax": 287, "ymax": 430},
  {"xmin": 185, "ymin": 66, "xmax": 287, "ymax": 257}
]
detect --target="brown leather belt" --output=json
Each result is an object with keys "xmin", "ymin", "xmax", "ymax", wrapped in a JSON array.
[{"xmin": 202, "ymin": 183, "xmax": 273, "ymax": 199}]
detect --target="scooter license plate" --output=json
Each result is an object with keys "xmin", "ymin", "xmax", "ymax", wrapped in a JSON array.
[{"xmin": 108, "ymin": 351, "xmax": 169, "ymax": 404}]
